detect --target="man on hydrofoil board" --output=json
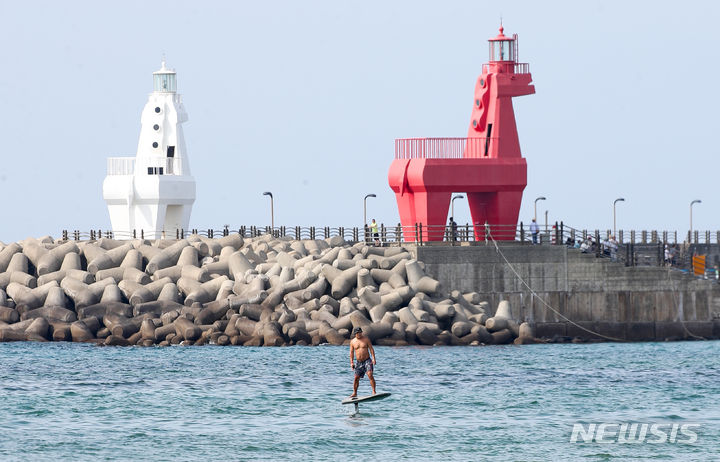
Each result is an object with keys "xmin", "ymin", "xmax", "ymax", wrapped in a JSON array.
[{"xmin": 349, "ymin": 327, "xmax": 377, "ymax": 397}]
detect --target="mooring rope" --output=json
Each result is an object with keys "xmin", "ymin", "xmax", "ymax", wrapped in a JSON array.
[{"xmin": 486, "ymin": 231, "xmax": 625, "ymax": 342}]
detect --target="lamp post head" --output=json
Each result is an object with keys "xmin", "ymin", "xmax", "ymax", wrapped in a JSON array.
[
  {"xmin": 453, "ymin": 194, "xmax": 465, "ymax": 200},
  {"xmin": 691, "ymin": 199, "xmax": 701, "ymax": 206},
  {"xmin": 263, "ymin": 191, "xmax": 273, "ymax": 198},
  {"xmin": 535, "ymin": 196, "xmax": 546, "ymax": 203},
  {"xmin": 614, "ymin": 197, "xmax": 625, "ymax": 205},
  {"xmin": 365, "ymin": 193, "xmax": 377, "ymax": 200}
]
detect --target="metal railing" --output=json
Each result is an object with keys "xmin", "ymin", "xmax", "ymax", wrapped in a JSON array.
[
  {"xmin": 557, "ymin": 227, "xmax": 720, "ymax": 246},
  {"xmin": 60, "ymin": 222, "xmax": 534, "ymax": 245},
  {"xmin": 107, "ymin": 157, "xmax": 135, "ymax": 175},
  {"xmin": 61, "ymin": 224, "xmax": 720, "ymax": 245},
  {"xmin": 394, "ymin": 137, "xmax": 496, "ymax": 159},
  {"xmin": 554, "ymin": 225, "xmax": 720, "ymax": 276},
  {"xmin": 514, "ymin": 62, "xmax": 530, "ymax": 74},
  {"xmin": 480, "ymin": 62, "xmax": 530, "ymax": 75},
  {"xmin": 107, "ymin": 157, "xmax": 187, "ymax": 176},
  {"xmin": 58, "ymin": 223, "xmax": 720, "ymax": 275}
]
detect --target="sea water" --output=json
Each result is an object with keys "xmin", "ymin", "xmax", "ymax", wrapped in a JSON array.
[{"xmin": 0, "ymin": 341, "xmax": 718, "ymax": 461}]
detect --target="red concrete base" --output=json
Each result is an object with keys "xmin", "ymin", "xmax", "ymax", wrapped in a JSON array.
[{"xmin": 388, "ymin": 157, "xmax": 527, "ymax": 241}]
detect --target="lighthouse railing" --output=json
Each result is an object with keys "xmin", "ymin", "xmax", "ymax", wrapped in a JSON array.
[
  {"xmin": 481, "ymin": 62, "xmax": 530, "ymax": 74},
  {"xmin": 394, "ymin": 137, "xmax": 496, "ymax": 159},
  {"xmin": 106, "ymin": 156, "xmax": 185, "ymax": 176},
  {"xmin": 107, "ymin": 157, "xmax": 135, "ymax": 175},
  {"xmin": 513, "ymin": 63, "xmax": 530, "ymax": 74},
  {"xmin": 136, "ymin": 156, "xmax": 185, "ymax": 175}
]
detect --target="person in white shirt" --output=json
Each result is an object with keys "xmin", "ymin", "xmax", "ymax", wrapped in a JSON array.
[
  {"xmin": 608, "ymin": 235, "xmax": 619, "ymax": 261},
  {"xmin": 530, "ymin": 219, "xmax": 539, "ymax": 244}
]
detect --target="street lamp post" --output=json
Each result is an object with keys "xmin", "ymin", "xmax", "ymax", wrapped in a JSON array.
[
  {"xmin": 613, "ymin": 197, "xmax": 625, "ymax": 237},
  {"xmin": 690, "ymin": 199, "xmax": 701, "ymax": 242},
  {"xmin": 263, "ymin": 191, "xmax": 274, "ymax": 231},
  {"xmin": 534, "ymin": 196, "xmax": 546, "ymax": 221},
  {"xmin": 363, "ymin": 194, "xmax": 376, "ymax": 229},
  {"xmin": 451, "ymin": 194, "xmax": 465, "ymax": 220}
]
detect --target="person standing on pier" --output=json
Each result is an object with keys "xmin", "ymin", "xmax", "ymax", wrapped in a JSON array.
[
  {"xmin": 370, "ymin": 219, "xmax": 380, "ymax": 246},
  {"xmin": 530, "ymin": 219, "xmax": 539, "ymax": 244},
  {"xmin": 448, "ymin": 217, "xmax": 458, "ymax": 242}
]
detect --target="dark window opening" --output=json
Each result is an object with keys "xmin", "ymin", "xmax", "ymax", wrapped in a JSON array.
[
  {"xmin": 167, "ymin": 146, "xmax": 175, "ymax": 158},
  {"xmin": 147, "ymin": 167, "xmax": 164, "ymax": 175},
  {"xmin": 152, "ymin": 142, "xmax": 159, "ymax": 148},
  {"xmin": 153, "ymin": 124, "xmax": 160, "ymax": 131},
  {"xmin": 154, "ymin": 107, "xmax": 161, "ymax": 113},
  {"xmin": 484, "ymin": 123, "xmax": 492, "ymax": 157}
]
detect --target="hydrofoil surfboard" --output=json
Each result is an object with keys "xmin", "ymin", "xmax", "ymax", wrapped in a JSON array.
[{"xmin": 342, "ymin": 392, "xmax": 391, "ymax": 412}]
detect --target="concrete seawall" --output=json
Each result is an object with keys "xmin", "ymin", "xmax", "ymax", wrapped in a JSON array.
[{"xmin": 409, "ymin": 244, "xmax": 720, "ymax": 341}]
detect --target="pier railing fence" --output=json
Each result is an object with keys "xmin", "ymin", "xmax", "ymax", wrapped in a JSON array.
[{"xmin": 59, "ymin": 223, "xmax": 720, "ymax": 274}]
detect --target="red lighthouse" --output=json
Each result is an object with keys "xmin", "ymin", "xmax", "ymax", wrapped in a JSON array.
[{"xmin": 388, "ymin": 25, "xmax": 534, "ymax": 240}]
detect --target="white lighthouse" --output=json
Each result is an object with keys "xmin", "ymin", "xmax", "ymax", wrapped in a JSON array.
[{"xmin": 103, "ymin": 61, "xmax": 196, "ymax": 239}]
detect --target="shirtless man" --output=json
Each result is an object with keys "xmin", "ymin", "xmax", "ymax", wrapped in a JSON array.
[{"xmin": 349, "ymin": 326, "xmax": 377, "ymax": 397}]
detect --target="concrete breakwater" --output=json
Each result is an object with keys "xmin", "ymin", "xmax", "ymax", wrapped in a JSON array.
[
  {"xmin": 414, "ymin": 244, "xmax": 720, "ymax": 342},
  {"xmin": 0, "ymin": 235, "xmax": 536, "ymax": 347}
]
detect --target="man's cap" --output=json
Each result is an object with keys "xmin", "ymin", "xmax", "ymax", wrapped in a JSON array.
[{"xmin": 352, "ymin": 327, "xmax": 363, "ymax": 335}]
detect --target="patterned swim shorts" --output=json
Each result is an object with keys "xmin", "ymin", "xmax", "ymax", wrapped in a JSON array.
[{"xmin": 354, "ymin": 358, "xmax": 374, "ymax": 378}]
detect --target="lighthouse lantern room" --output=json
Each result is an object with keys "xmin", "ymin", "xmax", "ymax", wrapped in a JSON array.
[{"xmin": 103, "ymin": 61, "xmax": 196, "ymax": 239}]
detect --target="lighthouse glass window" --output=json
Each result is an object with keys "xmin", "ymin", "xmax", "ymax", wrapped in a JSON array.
[
  {"xmin": 154, "ymin": 73, "xmax": 176, "ymax": 92},
  {"xmin": 490, "ymin": 40, "xmax": 514, "ymax": 62}
]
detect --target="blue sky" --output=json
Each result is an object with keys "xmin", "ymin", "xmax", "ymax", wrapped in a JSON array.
[{"xmin": 0, "ymin": 1, "xmax": 718, "ymax": 241}]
